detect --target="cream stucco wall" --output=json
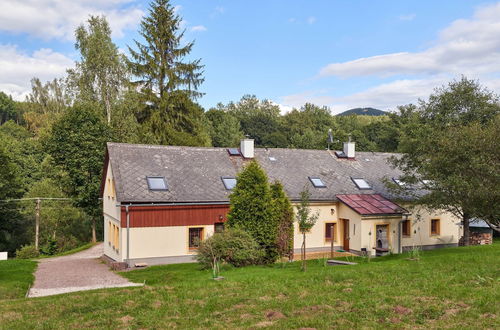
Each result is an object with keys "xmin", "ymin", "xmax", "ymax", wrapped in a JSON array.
[
  {"xmin": 400, "ymin": 205, "xmax": 461, "ymax": 248},
  {"xmin": 103, "ymin": 162, "xmax": 121, "ymax": 261},
  {"xmin": 292, "ymin": 203, "xmax": 341, "ymax": 251},
  {"xmin": 122, "ymin": 225, "xmax": 216, "ymax": 260}
]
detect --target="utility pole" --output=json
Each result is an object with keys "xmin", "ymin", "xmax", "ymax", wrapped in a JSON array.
[{"xmin": 35, "ymin": 198, "xmax": 41, "ymax": 250}]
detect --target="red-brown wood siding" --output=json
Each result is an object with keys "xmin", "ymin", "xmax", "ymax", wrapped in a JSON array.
[{"xmin": 120, "ymin": 204, "xmax": 229, "ymax": 228}]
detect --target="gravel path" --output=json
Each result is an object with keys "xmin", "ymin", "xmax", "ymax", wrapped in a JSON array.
[{"xmin": 28, "ymin": 243, "xmax": 142, "ymax": 297}]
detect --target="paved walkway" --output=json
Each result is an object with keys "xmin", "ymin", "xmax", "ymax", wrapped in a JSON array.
[{"xmin": 28, "ymin": 243, "xmax": 142, "ymax": 298}]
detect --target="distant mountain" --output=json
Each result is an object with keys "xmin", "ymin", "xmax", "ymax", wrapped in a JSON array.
[{"xmin": 337, "ymin": 107, "xmax": 388, "ymax": 116}]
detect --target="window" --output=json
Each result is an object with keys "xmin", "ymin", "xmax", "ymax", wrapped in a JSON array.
[
  {"xmin": 189, "ymin": 227, "xmax": 204, "ymax": 249},
  {"xmin": 325, "ymin": 223, "xmax": 336, "ymax": 242},
  {"xmin": 227, "ymin": 148, "xmax": 241, "ymax": 156},
  {"xmin": 146, "ymin": 176, "xmax": 168, "ymax": 191},
  {"xmin": 221, "ymin": 177, "xmax": 237, "ymax": 190},
  {"xmin": 430, "ymin": 219, "xmax": 440, "ymax": 236},
  {"xmin": 351, "ymin": 177, "xmax": 371, "ymax": 190},
  {"xmin": 108, "ymin": 221, "xmax": 112, "ymax": 245},
  {"xmin": 214, "ymin": 222, "xmax": 225, "ymax": 233},
  {"xmin": 309, "ymin": 176, "xmax": 326, "ymax": 188},
  {"xmin": 402, "ymin": 220, "xmax": 411, "ymax": 237},
  {"xmin": 114, "ymin": 226, "xmax": 119, "ymax": 252}
]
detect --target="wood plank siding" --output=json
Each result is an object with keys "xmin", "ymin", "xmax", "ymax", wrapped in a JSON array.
[{"xmin": 120, "ymin": 204, "xmax": 229, "ymax": 228}]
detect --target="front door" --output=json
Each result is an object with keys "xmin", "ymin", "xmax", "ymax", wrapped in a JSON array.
[{"xmin": 342, "ymin": 219, "xmax": 350, "ymax": 251}]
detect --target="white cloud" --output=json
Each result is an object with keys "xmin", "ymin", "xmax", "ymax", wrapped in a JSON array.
[
  {"xmin": 398, "ymin": 14, "xmax": 416, "ymax": 21},
  {"xmin": 0, "ymin": 0, "xmax": 143, "ymax": 40},
  {"xmin": 0, "ymin": 45, "xmax": 74, "ymax": 100},
  {"xmin": 191, "ymin": 25, "xmax": 207, "ymax": 32},
  {"xmin": 307, "ymin": 16, "xmax": 317, "ymax": 24},
  {"xmin": 319, "ymin": 3, "xmax": 500, "ymax": 78},
  {"xmin": 211, "ymin": 6, "xmax": 225, "ymax": 19},
  {"xmin": 280, "ymin": 76, "xmax": 500, "ymax": 114}
]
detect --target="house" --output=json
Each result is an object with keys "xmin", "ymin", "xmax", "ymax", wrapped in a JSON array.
[{"xmin": 101, "ymin": 139, "xmax": 462, "ymax": 266}]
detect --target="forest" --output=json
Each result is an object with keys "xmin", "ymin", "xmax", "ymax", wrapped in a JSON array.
[{"xmin": 1, "ymin": 0, "xmax": 498, "ymax": 256}]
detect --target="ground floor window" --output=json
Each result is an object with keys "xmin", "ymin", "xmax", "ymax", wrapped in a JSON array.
[
  {"xmin": 189, "ymin": 227, "xmax": 204, "ymax": 249},
  {"xmin": 214, "ymin": 222, "xmax": 225, "ymax": 233},
  {"xmin": 430, "ymin": 219, "xmax": 440, "ymax": 236},
  {"xmin": 402, "ymin": 220, "xmax": 411, "ymax": 237},
  {"xmin": 325, "ymin": 222, "xmax": 336, "ymax": 242}
]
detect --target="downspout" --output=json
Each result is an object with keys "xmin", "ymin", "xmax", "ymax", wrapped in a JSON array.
[{"xmin": 126, "ymin": 205, "xmax": 130, "ymax": 268}]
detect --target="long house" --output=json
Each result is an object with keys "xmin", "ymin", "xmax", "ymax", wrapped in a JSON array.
[{"xmin": 101, "ymin": 139, "xmax": 462, "ymax": 266}]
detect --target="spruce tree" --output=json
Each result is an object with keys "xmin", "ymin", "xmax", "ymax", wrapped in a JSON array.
[
  {"xmin": 270, "ymin": 181, "xmax": 294, "ymax": 261},
  {"xmin": 127, "ymin": 0, "xmax": 208, "ymax": 146},
  {"xmin": 227, "ymin": 161, "xmax": 278, "ymax": 263}
]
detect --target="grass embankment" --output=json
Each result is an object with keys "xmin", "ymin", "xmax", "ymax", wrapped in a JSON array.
[
  {"xmin": 0, "ymin": 260, "xmax": 37, "ymax": 300},
  {"xmin": 1, "ymin": 243, "xmax": 499, "ymax": 329},
  {"xmin": 38, "ymin": 242, "xmax": 97, "ymax": 259}
]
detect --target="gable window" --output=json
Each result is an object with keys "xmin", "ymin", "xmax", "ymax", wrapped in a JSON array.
[
  {"xmin": 351, "ymin": 177, "xmax": 371, "ymax": 190},
  {"xmin": 325, "ymin": 222, "xmax": 336, "ymax": 242},
  {"xmin": 309, "ymin": 176, "xmax": 326, "ymax": 188},
  {"xmin": 214, "ymin": 222, "xmax": 225, "ymax": 233},
  {"xmin": 146, "ymin": 176, "xmax": 168, "ymax": 191},
  {"xmin": 221, "ymin": 177, "xmax": 237, "ymax": 190},
  {"xmin": 430, "ymin": 219, "xmax": 440, "ymax": 236},
  {"xmin": 189, "ymin": 227, "xmax": 204, "ymax": 249},
  {"xmin": 402, "ymin": 220, "xmax": 411, "ymax": 237}
]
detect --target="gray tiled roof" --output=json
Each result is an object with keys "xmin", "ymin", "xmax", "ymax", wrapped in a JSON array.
[{"xmin": 106, "ymin": 142, "xmax": 409, "ymax": 203}]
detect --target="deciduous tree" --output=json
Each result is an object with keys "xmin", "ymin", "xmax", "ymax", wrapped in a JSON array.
[
  {"xmin": 45, "ymin": 105, "xmax": 111, "ymax": 242},
  {"xmin": 392, "ymin": 77, "xmax": 500, "ymax": 243},
  {"xmin": 295, "ymin": 189, "xmax": 319, "ymax": 271}
]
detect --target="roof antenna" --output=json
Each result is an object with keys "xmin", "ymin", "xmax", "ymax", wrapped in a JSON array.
[{"xmin": 327, "ymin": 129, "xmax": 334, "ymax": 150}]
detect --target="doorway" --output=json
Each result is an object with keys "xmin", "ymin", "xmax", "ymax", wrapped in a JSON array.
[{"xmin": 341, "ymin": 219, "xmax": 350, "ymax": 251}]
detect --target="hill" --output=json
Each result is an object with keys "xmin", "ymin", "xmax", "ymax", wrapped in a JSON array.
[{"xmin": 337, "ymin": 107, "xmax": 388, "ymax": 116}]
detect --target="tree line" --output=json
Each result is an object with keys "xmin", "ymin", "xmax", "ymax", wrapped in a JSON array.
[{"xmin": 0, "ymin": 0, "xmax": 498, "ymax": 256}]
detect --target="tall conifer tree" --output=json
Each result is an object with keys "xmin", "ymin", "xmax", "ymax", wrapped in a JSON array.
[
  {"xmin": 227, "ymin": 161, "xmax": 278, "ymax": 263},
  {"xmin": 127, "ymin": 0, "xmax": 208, "ymax": 146}
]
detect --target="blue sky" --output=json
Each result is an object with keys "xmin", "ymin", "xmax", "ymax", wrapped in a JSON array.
[{"xmin": 1, "ymin": 0, "xmax": 499, "ymax": 113}]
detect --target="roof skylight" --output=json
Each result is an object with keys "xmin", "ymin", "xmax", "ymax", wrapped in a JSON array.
[
  {"xmin": 221, "ymin": 177, "xmax": 237, "ymax": 190},
  {"xmin": 393, "ymin": 178, "xmax": 406, "ymax": 187},
  {"xmin": 269, "ymin": 156, "xmax": 276, "ymax": 161},
  {"xmin": 351, "ymin": 177, "xmax": 371, "ymax": 190},
  {"xmin": 146, "ymin": 176, "xmax": 168, "ymax": 191},
  {"xmin": 227, "ymin": 148, "xmax": 241, "ymax": 156},
  {"xmin": 309, "ymin": 176, "xmax": 326, "ymax": 188}
]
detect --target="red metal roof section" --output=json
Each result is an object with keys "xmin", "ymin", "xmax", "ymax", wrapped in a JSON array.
[{"xmin": 336, "ymin": 194, "xmax": 406, "ymax": 215}]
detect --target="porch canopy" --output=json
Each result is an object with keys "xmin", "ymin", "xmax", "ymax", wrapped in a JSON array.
[{"xmin": 336, "ymin": 194, "xmax": 407, "ymax": 216}]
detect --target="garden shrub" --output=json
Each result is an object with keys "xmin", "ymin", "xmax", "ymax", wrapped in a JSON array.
[
  {"xmin": 197, "ymin": 228, "xmax": 264, "ymax": 268},
  {"xmin": 40, "ymin": 237, "xmax": 58, "ymax": 255},
  {"xmin": 15, "ymin": 245, "xmax": 40, "ymax": 259}
]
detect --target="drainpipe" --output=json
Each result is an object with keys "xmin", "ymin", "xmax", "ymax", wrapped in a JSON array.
[{"xmin": 126, "ymin": 205, "xmax": 130, "ymax": 268}]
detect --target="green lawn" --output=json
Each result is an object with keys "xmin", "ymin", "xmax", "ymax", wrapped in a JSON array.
[
  {"xmin": 1, "ymin": 243, "xmax": 499, "ymax": 329},
  {"xmin": 0, "ymin": 259, "xmax": 37, "ymax": 300}
]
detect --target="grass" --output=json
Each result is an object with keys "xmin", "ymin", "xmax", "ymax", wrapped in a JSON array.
[
  {"xmin": 0, "ymin": 259, "xmax": 37, "ymax": 300},
  {"xmin": 0, "ymin": 243, "xmax": 499, "ymax": 329}
]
